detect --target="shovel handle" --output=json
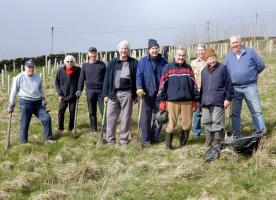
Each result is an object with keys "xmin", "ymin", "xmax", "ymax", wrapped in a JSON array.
[
  {"xmin": 4, "ymin": 112, "xmax": 12, "ymax": 150},
  {"xmin": 136, "ymin": 97, "xmax": 143, "ymax": 136}
]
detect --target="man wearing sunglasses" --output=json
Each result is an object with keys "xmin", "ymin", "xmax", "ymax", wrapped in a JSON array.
[{"xmin": 55, "ymin": 55, "xmax": 81, "ymax": 134}]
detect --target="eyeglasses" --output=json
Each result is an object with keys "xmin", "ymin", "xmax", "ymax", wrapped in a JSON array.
[{"xmin": 66, "ymin": 61, "xmax": 74, "ymax": 63}]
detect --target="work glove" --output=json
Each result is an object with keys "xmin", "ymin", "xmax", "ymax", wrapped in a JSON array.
[
  {"xmin": 8, "ymin": 104, "xmax": 15, "ymax": 113},
  {"xmin": 75, "ymin": 91, "xmax": 81, "ymax": 99},
  {"xmin": 104, "ymin": 97, "xmax": 109, "ymax": 103},
  {"xmin": 192, "ymin": 101, "xmax": 197, "ymax": 112},
  {"xmin": 159, "ymin": 101, "xmax": 166, "ymax": 111},
  {"xmin": 136, "ymin": 89, "xmax": 145, "ymax": 97}
]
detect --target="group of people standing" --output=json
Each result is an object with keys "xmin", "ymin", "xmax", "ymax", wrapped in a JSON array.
[{"xmin": 8, "ymin": 36, "xmax": 267, "ymax": 149}]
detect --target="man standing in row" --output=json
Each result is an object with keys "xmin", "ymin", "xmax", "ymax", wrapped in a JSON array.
[
  {"xmin": 55, "ymin": 55, "xmax": 81, "ymax": 133},
  {"xmin": 9, "ymin": 59, "xmax": 55, "ymax": 144},
  {"xmin": 76, "ymin": 47, "xmax": 106, "ymax": 133},
  {"xmin": 201, "ymin": 48, "xmax": 234, "ymax": 146},
  {"xmin": 224, "ymin": 36, "xmax": 266, "ymax": 138},
  {"xmin": 136, "ymin": 39, "xmax": 168, "ymax": 146},
  {"xmin": 158, "ymin": 47, "xmax": 198, "ymax": 149},
  {"xmin": 191, "ymin": 43, "xmax": 206, "ymax": 138},
  {"xmin": 102, "ymin": 41, "xmax": 137, "ymax": 145}
]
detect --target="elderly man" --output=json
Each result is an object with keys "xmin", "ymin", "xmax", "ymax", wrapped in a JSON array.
[
  {"xmin": 158, "ymin": 47, "xmax": 198, "ymax": 149},
  {"xmin": 55, "ymin": 55, "xmax": 81, "ymax": 133},
  {"xmin": 136, "ymin": 39, "xmax": 168, "ymax": 145},
  {"xmin": 191, "ymin": 43, "xmax": 206, "ymax": 137},
  {"xmin": 224, "ymin": 36, "xmax": 266, "ymax": 138},
  {"xmin": 102, "ymin": 41, "xmax": 137, "ymax": 145},
  {"xmin": 8, "ymin": 59, "xmax": 55, "ymax": 144},
  {"xmin": 201, "ymin": 48, "xmax": 234, "ymax": 145},
  {"xmin": 76, "ymin": 47, "xmax": 106, "ymax": 133}
]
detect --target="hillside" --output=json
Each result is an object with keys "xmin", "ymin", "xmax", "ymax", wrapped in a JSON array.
[{"xmin": 0, "ymin": 54, "xmax": 276, "ymax": 200}]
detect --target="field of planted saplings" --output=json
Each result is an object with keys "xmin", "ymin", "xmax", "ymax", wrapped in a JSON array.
[{"xmin": 0, "ymin": 46, "xmax": 276, "ymax": 199}]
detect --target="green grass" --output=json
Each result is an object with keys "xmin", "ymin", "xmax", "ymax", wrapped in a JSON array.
[{"xmin": 0, "ymin": 54, "xmax": 276, "ymax": 199}]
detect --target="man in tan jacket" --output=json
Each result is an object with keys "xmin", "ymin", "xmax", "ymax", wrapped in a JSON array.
[{"xmin": 191, "ymin": 43, "xmax": 206, "ymax": 138}]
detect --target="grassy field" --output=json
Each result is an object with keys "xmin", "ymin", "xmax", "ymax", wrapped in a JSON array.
[{"xmin": 0, "ymin": 54, "xmax": 276, "ymax": 200}]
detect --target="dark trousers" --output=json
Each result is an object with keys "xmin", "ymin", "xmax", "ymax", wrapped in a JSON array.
[
  {"xmin": 139, "ymin": 95, "xmax": 161, "ymax": 144},
  {"xmin": 58, "ymin": 98, "xmax": 76, "ymax": 131},
  {"xmin": 19, "ymin": 99, "xmax": 53, "ymax": 143},
  {"xmin": 86, "ymin": 89, "xmax": 105, "ymax": 132}
]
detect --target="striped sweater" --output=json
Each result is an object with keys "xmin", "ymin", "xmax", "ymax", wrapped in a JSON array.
[{"xmin": 157, "ymin": 62, "xmax": 198, "ymax": 102}]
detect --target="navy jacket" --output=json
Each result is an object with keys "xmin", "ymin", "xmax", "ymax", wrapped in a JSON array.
[
  {"xmin": 78, "ymin": 60, "xmax": 106, "ymax": 91},
  {"xmin": 200, "ymin": 62, "xmax": 234, "ymax": 107},
  {"xmin": 157, "ymin": 62, "xmax": 198, "ymax": 102},
  {"xmin": 55, "ymin": 65, "xmax": 81, "ymax": 101},
  {"xmin": 102, "ymin": 57, "xmax": 137, "ymax": 99},
  {"xmin": 136, "ymin": 54, "xmax": 167, "ymax": 97}
]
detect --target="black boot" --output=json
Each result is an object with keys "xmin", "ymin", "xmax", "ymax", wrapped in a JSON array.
[
  {"xmin": 166, "ymin": 132, "xmax": 173, "ymax": 149},
  {"xmin": 180, "ymin": 130, "xmax": 190, "ymax": 147}
]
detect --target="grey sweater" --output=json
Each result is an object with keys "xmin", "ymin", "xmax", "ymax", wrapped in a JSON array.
[{"xmin": 9, "ymin": 72, "xmax": 45, "ymax": 105}]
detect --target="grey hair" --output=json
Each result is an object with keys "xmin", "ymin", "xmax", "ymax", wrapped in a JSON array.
[
  {"xmin": 174, "ymin": 46, "xmax": 186, "ymax": 55},
  {"xmin": 196, "ymin": 42, "xmax": 206, "ymax": 49},
  {"xmin": 117, "ymin": 40, "xmax": 130, "ymax": 51},
  {"xmin": 230, "ymin": 35, "xmax": 242, "ymax": 42},
  {"xmin": 64, "ymin": 55, "xmax": 76, "ymax": 65}
]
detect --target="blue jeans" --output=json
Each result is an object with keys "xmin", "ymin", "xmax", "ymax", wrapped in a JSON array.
[
  {"xmin": 138, "ymin": 95, "xmax": 162, "ymax": 144},
  {"xmin": 192, "ymin": 102, "xmax": 201, "ymax": 137},
  {"xmin": 232, "ymin": 83, "xmax": 266, "ymax": 137},
  {"xmin": 19, "ymin": 99, "xmax": 53, "ymax": 143}
]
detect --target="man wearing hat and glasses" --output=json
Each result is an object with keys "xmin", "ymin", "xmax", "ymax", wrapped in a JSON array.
[
  {"xmin": 76, "ymin": 47, "xmax": 106, "ymax": 133},
  {"xmin": 136, "ymin": 39, "xmax": 168, "ymax": 146},
  {"xmin": 55, "ymin": 55, "xmax": 81, "ymax": 134},
  {"xmin": 8, "ymin": 59, "xmax": 55, "ymax": 144}
]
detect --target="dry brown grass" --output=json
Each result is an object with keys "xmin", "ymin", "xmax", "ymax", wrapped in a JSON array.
[
  {"xmin": 32, "ymin": 189, "xmax": 68, "ymax": 200},
  {"xmin": 2, "ymin": 172, "xmax": 41, "ymax": 193},
  {"xmin": 76, "ymin": 156, "xmax": 103, "ymax": 183}
]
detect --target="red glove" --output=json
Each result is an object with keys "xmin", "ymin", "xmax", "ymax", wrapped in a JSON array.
[
  {"xmin": 192, "ymin": 101, "xmax": 197, "ymax": 112},
  {"xmin": 159, "ymin": 102, "xmax": 166, "ymax": 111}
]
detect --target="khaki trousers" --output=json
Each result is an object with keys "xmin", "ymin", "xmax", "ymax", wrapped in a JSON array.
[{"xmin": 166, "ymin": 101, "xmax": 193, "ymax": 133}]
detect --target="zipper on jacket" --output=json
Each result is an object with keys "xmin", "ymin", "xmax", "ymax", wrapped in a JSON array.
[{"xmin": 207, "ymin": 72, "xmax": 211, "ymax": 104}]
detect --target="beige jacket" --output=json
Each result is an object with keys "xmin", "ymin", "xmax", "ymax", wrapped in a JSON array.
[{"xmin": 191, "ymin": 58, "xmax": 206, "ymax": 91}]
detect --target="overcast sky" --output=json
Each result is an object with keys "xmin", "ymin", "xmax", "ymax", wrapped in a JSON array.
[{"xmin": 0, "ymin": 0, "xmax": 275, "ymax": 59}]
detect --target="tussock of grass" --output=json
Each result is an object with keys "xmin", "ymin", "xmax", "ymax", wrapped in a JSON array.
[
  {"xmin": 32, "ymin": 189, "xmax": 68, "ymax": 200},
  {"xmin": 253, "ymin": 135, "xmax": 276, "ymax": 168},
  {"xmin": 0, "ymin": 161, "xmax": 13, "ymax": 171},
  {"xmin": 2, "ymin": 172, "xmax": 41, "ymax": 193},
  {"xmin": 76, "ymin": 156, "xmax": 102, "ymax": 183},
  {"xmin": 0, "ymin": 190, "xmax": 10, "ymax": 200},
  {"xmin": 52, "ymin": 162, "xmax": 77, "ymax": 184},
  {"xmin": 221, "ymin": 148, "xmax": 240, "ymax": 162},
  {"xmin": 170, "ymin": 160, "xmax": 203, "ymax": 180}
]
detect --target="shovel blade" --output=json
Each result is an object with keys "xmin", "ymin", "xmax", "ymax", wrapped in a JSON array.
[{"xmin": 133, "ymin": 135, "xmax": 142, "ymax": 150}]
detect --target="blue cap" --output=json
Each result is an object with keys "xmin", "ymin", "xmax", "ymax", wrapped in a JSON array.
[{"xmin": 24, "ymin": 59, "xmax": 35, "ymax": 67}]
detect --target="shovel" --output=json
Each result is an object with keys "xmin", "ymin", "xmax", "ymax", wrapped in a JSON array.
[
  {"xmin": 4, "ymin": 112, "xmax": 12, "ymax": 150},
  {"xmin": 133, "ymin": 97, "xmax": 143, "ymax": 150},
  {"xmin": 96, "ymin": 101, "xmax": 107, "ymax": 148},
  {"xmin": 224, "ymin": 102, "xmax": 234, "ymax": 142},
  {"xmin": 73, "ymin": 97, "xmax": 80, "ymax": 138}
]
